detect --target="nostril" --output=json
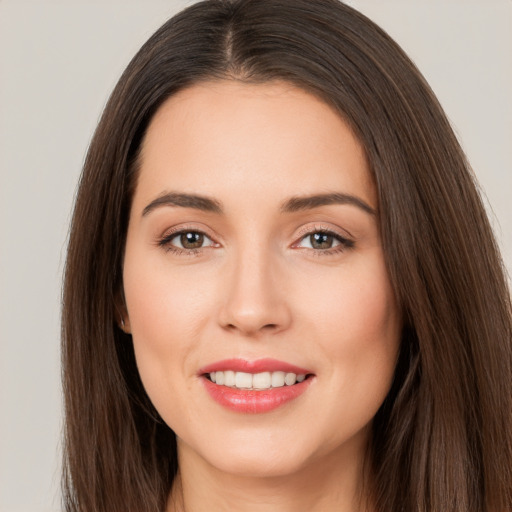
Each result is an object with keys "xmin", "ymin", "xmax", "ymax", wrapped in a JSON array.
[{"xmin": 223, "ymin": 322, "xmax": 278, "ymax": 334}]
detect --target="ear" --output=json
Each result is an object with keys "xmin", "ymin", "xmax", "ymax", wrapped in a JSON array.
[{"xmin": 114, "ymin": 287, "xmax": 132, "ymax": 334}]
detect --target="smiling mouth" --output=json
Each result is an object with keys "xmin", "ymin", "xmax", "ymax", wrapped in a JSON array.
[
  {"xmin": 205, "ymin": 370, "xmax": 313, "ymax": 391},
  {"xmin": 199, "ymin": 358, "xmax": 315, "ymax": 412}
]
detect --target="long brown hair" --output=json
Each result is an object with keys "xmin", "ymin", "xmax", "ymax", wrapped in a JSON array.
[{"xmin": 62, "ymin": 1, "xmax": 512, "ymax": 510}]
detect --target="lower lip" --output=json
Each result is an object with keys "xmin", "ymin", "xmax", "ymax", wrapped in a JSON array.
[{"xmin": 201, "ymin": 376, "xmax": 313, "ymax": 413}]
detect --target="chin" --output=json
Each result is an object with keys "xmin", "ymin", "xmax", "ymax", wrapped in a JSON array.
[
  {"xmin": 176, "ymin": 424, "xmax": 319, "ymax": 479},
  {"xmin": 207, "ymin": 446, "xmax": 312, "ymax": 479}
]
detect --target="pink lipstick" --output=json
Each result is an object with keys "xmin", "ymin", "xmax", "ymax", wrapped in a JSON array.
[{"xmin": 198, "ymin": 358, "xmax": 314, "ymax": 413}]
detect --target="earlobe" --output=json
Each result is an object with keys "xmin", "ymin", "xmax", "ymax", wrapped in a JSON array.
[
  {"xmin": 119, "ymin": 315, "xmax": 132, "ymax": 334},
  {"xmin": 115, "ymin": 287, "xmax": 132, "ymax": 333}
]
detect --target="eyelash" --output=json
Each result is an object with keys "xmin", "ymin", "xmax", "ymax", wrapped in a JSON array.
[
  {"xmin": 294, "ymin": 224, "xmax": 355, "ymax": 256},
  {"xmin": 157, "ymin": 225, "xmax": 354, "ymax": 257},
  {"xmin": 157, "ymin": 226, "xmax": 216, "ymax": 256}
]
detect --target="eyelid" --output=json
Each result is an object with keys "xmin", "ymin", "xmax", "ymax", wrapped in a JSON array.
[
  {"xmin": 157, "ymin": 224, "xmax": 220, "ymax": 249},
  {"xmin": 290, "ymin": 223, "xmax": 355, "ymax": 255},
  {"xmin": 156, "ymin": 222, "xmax": 354, "ymax": 255},
  {"xmin": 293, "ymin": 223, "xmax": 354, "ymax": 244}
]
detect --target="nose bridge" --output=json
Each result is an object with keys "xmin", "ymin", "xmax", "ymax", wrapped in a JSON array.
[{"xmin": 218, "ymin": 240, "xmax": 290, "ymax": 336}]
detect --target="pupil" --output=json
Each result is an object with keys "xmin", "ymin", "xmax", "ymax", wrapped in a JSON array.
[
  {"xmin": 311, "ymin": 232, "xmax": 333, "ymax": 249},
  {"xmin": 180, "ymin": 232, "xmax": 204, "ymax": 249}
]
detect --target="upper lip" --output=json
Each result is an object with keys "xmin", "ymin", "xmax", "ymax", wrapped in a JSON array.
[{"xmin": 198, "ymin": 358, "xmax": 313, "ymax": 375}]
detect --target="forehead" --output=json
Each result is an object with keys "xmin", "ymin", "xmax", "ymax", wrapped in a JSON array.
[{"xmin": 135, "ymin": 80, "xmax": 375, "ymax": 212}]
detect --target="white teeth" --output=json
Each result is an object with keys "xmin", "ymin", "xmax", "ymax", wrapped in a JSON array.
[
  {"xmin": 235, "ymin": 372, "xmax": 253, "ymax": 389},
  {"xmin": 253, "ymin": 372, "xmax": 271, "ymax": 389},
  {"xmin": 284, "ymin": 372, "xmax": 297, "ymax": 386},
  {"xmin": 208, "ymin": 370, "xmax": 307, "ymax": 390},
  {"xmin": 271, "ymin": 371, "xmax": 285, "ymax": 387},
  {"xmin": 224, "ymin": 370, "xmax": 236, "ymax": 387}
]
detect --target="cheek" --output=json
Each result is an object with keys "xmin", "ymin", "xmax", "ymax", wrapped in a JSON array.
[
  {"xmin": 304, "ymin": 256, "xmax": 398, "ymax": 344},
  {"xmin": 123, "ymin": 244, "xmax": 215, "ymax": 344},
  {"xmin": 121, "ymin": 245, "xmax": 209, "ymax": 409},
  {"xmin": 300, "ymin": 252, "xmax": 400, "ymax": 412}
]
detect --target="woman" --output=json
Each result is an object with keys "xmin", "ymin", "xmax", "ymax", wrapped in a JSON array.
[{"xmin": 61, "ymin": 0, "xmax": 512, "ymax": 511}]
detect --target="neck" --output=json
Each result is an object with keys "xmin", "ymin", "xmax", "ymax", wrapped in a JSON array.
[{"xmin": 167, "ymin": 434, "xmax": 373, "ymax": 512}]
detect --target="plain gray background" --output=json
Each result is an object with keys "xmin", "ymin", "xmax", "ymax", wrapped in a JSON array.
[{"xmin": 1, "ymin": 1, "xmax": 511, "ymax": 511}]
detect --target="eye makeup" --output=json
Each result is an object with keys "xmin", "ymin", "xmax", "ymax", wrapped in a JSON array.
[{"xmin": 156, "ymin": 223, "xmax": 355, "ymax": 258}]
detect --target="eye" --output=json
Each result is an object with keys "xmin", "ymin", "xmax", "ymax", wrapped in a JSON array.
[
  {"xmin": 300, "ymin": 232, "xmax": 339, "ymax": 250},
  {"xmin": 174, "ymin": 231, "xmax": 209, "ymax": 249},
  {"xmin": 158, "ymin": 229, "xmax": 216, "ymax": 252},
  {"xmin": 294, "ymin": 228, "xmax": 354, "ymax": 253}
]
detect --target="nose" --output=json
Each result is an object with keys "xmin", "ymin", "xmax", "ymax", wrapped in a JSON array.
[{"xmin": 217, "ymin": 249, "xmax": 292, "ymax": 337}]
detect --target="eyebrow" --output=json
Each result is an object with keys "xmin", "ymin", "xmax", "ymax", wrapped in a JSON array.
[
  {"xmin": 281, "ymin": 192, "xmax": 376, "ymax": 215},
  {"xmin": 142, "ymin": 191, "xmax": 376, "ymax": 217},
  {"xmin": 142, "ymin": 192, "xmax": 223, "ymax": 216}
]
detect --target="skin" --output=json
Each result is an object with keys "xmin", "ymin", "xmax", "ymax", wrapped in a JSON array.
[{"xmin": 121, "ymin": 80, "xmax": 401, "ymax": 512}]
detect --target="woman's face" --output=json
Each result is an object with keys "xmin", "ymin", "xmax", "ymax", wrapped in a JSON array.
[{"xmin": 122, "ymin": 81, "xmax": 401, "ymax": 477}]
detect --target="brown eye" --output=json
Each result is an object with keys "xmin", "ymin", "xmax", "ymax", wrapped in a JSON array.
[
  {"xmin": 309, "ymin": 232, "xmax": 334, "ymax": 249},
  {"xmin": 179, "ymin": 232, "xmax": 204, "ymax": 249},
  {"xmin": 295, "ymin": 229, "xmax": 354, "ymax": 253},
  {"xmin": 159, "ymin": 230, "xmax": 215, "ymax": 252}
]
